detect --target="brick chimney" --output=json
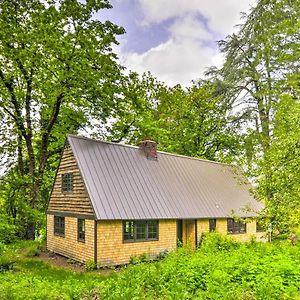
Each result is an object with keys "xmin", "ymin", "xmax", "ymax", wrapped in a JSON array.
[{"xmin": 139, "ymin": 139, "xmax": 158, "ymax": 160}]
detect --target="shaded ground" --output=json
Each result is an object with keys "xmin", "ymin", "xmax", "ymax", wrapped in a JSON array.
[
  {"xmin": 36, "ymin": 250, "xmax": 117, "ymax": 276},
  {"xmin": 37, "ymin": 251, "xmax": 85, "ymax": 272}
]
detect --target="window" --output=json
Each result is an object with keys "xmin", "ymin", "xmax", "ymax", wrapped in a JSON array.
[
  {"xmin": 78, "ymin": 219, "xmax": 85, "ymax": 242},
  {"xmin": 54, "ymin": 216, "xmax": 65, "ymax": 236},
  {"xmin": 62, "ymin": 173, "xmax": 73, "ymax": 192},
  {"xmin": 123, "ymin": 220, "xmax": 158, "ymax": 242},
  {"xmin": 227, "ymin": 218, "xmax": 246, "ymax": 234},
  {"xmin": 209, "ymin": 219, "xmax": 216, "ymax": 232},
  {"xmin": 256, "ymin": 220, "xmax": 264, "ymax": 232}
]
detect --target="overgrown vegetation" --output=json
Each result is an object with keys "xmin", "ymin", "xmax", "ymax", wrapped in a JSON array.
[
  {"xmin": 1, "ymin": 235, "xmax": 300, "ymax": 299},
  {"xmin": 98, "ymin": 233, "xmax": 300, "ymax": 299}
]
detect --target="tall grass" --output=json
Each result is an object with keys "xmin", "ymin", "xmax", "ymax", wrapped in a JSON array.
[
  {"xmin": 1, "ymin": 234, "xmax": 300, "ymax": 299},
  {"xmin": 98, "ymin": 233, "xmax": 300, "ymax": 299}
]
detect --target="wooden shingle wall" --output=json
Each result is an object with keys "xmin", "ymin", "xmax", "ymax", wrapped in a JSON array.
[
  {"xmin": 97, "ymin": 220, "xmax": 177, "ymax": 266},
  {"xmin": 47, "ymin": 146, "xmax": 94, "ymax": 215},
  {"xmin": 196, "ymin": 218, "xmax": 266, "ymax": 244},
  {"xmin": 47, "ymin": 215, "xmax": 95, "ymax": 262}
]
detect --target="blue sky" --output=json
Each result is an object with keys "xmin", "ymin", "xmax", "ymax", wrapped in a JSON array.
[{"xmin": 97, "ymin": 0, "xmax": 256, "ymax": 87}]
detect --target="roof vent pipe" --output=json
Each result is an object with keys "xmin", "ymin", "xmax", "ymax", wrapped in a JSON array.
[{"xmin": 139, "ymin": 139, "xmax": 158, "ymax": 160}]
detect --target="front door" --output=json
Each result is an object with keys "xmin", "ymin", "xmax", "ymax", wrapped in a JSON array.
[{"xmin": 176, "ymin": 219, "xmax": 183, "ymax": 246}]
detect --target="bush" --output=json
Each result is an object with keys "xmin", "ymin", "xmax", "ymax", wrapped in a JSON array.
[
  {"xmin": 21, "ymin": 241, "xmax": 43, "ymax": 257},
  {"xmin": 129, "ymin": 255, "xmax": 139, "ymax": 265},
  {"xmin": 85, "ymin": 259, "xmax": 97, "ymax": 271},
  {"xmin": 0, "ymin": 252, "xmax": 15, "ymax": 273},
  {"xmin": 97, "ymin": 235, "xmax": 300, "ymax": 299},
  {"xmin": 156, "ymin": 249, "xmax": 169, "ymax": 260},
  {"xmin": 24, "ymin": 246, "xmax": 41, "ymax": 258},
  {"xmin": 198, "ymin": 231, "xmax": 239, "ymax": 251},
  {"xmin": 138, "ymin": 253, "xmax": 148, "ymax": 262},
  {"xmin": 0, "ymin": 220, "xmax": 17, "ymax": 244}
]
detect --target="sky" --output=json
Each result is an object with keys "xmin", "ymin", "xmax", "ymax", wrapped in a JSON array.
[{"xmin": 98, "ymin": 0, "xmax": 256, "ymax": 87}]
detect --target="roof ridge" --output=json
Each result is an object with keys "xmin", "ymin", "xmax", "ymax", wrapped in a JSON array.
[{"xmin": 67, "ymin": 134, "xmax": 234, "ymax": 167}]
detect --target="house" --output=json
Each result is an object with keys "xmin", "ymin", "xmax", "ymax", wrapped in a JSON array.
[{"xmin": 46, "ymin": 135, "xmax": 264, "ymax": 266}]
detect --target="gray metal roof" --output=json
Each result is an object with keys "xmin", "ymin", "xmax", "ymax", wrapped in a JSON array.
[{"xmin": 68, "ymin": 135, "xmax": 263, "ymax": 220}]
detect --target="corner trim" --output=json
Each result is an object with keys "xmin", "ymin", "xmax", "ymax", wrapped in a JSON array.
[
  {"xmin": 195, "ymin": 219, "xmax": 198, "ymax": 248},
  {"xmin": 94, "ymin": 221, "xmax": 97, "ymax": 264}
]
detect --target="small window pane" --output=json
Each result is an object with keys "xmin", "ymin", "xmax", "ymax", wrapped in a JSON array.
[
  {"xmin": 227, "ymin": 219, "xmax": 234, "ymax": 233},
  {"xmin": 62, "ymin": 173, "xmax": 73, "ymax": 192},
  {"xmin": 148, "ymin": 220, "xmax": 158, "ymax": 239},
  {"xmin": 256, "ymin": 220, "xmax": 264, "ymax": 232},
  {"xmin": 209, "ymin": 219, "xmax": 216, "ymax": 232},
  {"xmin": 54, "ymin": 216, "xmax": 65, "ymax": 236},
  {"xmin": 136, "ymin": 221, "xmax": 146, "ymax": 239},
  {"xmin": 124, "ymin": 221, "xmax": 134, "ymax": 241},
  {"xmin": 78, "ymin": 219, "xmax": 85, "ymax": 241}
]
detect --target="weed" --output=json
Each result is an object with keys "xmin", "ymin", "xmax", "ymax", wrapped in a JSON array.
[{"xmin": 85, "ymin": 259, "xmax": 97, "ymax": 271}]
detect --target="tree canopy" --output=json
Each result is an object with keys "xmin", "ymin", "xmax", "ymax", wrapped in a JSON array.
[
  {"xmin": 0, "ymin": 0, "xmax": 299, "ymax": 239},
  {"xmin": 0, "ymin": 0, "xmax": 124, "ymax": 238}
]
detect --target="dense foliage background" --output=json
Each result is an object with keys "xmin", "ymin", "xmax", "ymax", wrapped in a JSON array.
[{"xmin": 0, "ymin": 0, "xmax": 299, "ymax": 237}]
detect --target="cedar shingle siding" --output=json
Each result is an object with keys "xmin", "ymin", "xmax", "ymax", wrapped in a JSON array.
[{"xmin": 47, "ymin": 146, "xmax": 94, "ymax": 216}]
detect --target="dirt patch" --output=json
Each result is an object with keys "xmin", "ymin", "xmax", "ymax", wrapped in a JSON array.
[{"xmin": 35, "ymin": 251, "xmax": 116, "ymax": 275}]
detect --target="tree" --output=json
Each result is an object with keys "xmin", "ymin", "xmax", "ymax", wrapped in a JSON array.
[
  {"xmin": 259, "ymin": 96, "xmax": 300, "ymax": 231},
  {"xmin": 156, "ymin": 80, "xmax": 240, "ymax": 162},
  {"xmin": 0, "ymin": 0, "xmax": 124, "ymax": 238},
  {"xmin": 209, "ymin": 0, "xmax": 299, "ymax": 172},
  {"xmin": 108, "ymin": 73, "xmax": 240, "ymax": 162},
  {"xmin": 208, "ymin": 0, "xmax": 299, "ymax": 230}
]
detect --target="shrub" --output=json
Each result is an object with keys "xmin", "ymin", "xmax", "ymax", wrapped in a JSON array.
[
  {"xmin": 129, "ymin": 255, "xmax": 139, "ymax": 265},
  {"xmin": 85, "ymin": 259, "xmax": 97, "ymax": 271},
  {"xmin": 156, "ymin": 249, "xmax": 169, "ymax": 260},
  {"xmin": 0, "ymin": 253, "xmax": 15, "ymax": 272},
  {"xmin": 138, "ymin": 253, "xmax": 148, "ymax": 262},
  {"xmin": 22, "ymin": 241, "xmax": 43, "ymax": 257},
  {"xmin": 0, "ymin": 219, "xmax": 17, "ymax": 244},
  {"xmin": 0, "ymin": 242, "xmax": 7, "ymax": 254},
  {"xmin": 199, "ymin": 231, "xmax": 239, "ymax": 251}
]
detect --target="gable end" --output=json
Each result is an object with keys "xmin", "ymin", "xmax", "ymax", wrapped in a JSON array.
[{"xmin": 47, "ymin": 144, "xmax": 95, "ymax": 217}]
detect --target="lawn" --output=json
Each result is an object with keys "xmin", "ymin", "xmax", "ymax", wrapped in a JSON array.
[
  {"xmin": 0, "ymin": 241, "xmax": 116, "ymax": 300},
  {"xmin": 1, "ymin": 234, "xmax": 300, "ymax": 299}
]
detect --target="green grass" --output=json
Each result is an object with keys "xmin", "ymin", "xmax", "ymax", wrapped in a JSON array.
[
  {"xmin": 1, "ymin": 235, "xmax": 300, "ymax": 299},
  {"xmin": 0, "ymin": 241, "xmax": 116, "ymax": 300}
]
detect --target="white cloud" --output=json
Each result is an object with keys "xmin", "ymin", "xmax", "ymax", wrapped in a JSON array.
[
  {"xmin": 121, "ymin": 38, "xmax": 219, "ymax": 86},
  {"xmin": 118, "ymin": 0, "xmax": 256, "ymax": 86},
  {"xmin": 168, "ymin": 15, "xmax": 212, "ymax": 40},
  {"xmin": 138, "ymin": 0, "xmax": 256, "ymax": 35}
]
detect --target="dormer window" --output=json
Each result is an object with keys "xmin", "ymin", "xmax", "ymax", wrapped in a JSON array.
[{"xmin": 62, "ymin": 173, "xmax": 73, "ymax": 192}]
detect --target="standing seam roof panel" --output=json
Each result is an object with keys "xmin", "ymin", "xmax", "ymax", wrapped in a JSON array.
[
  {"xmin": 150, "ymin": 154, "xmax": 184, "ymax": 218},
  {"xmin": 137, "ymin": 151, "xmax": 172, "ymax": 219},
  {"xmin": 100, "ymin": 144, "xmax": 130, "ymax": 219},
  {"xmin": 92, "ymin": 142, "xmax": 123, "ymax": 219},
  {"xmin": 168, "ymin": 154, "xmax": 206, "ymax": 217},
  {"xmin": 111, "ymin": 146, "xmax": 141, "ymax": 219},
  {"xmin": 126, "ymin": 147, "xmax": 160, "ymax": 219},
  {"xmin": 69, "ymin": 138, "xmax": 108, "ymax": 219}
]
